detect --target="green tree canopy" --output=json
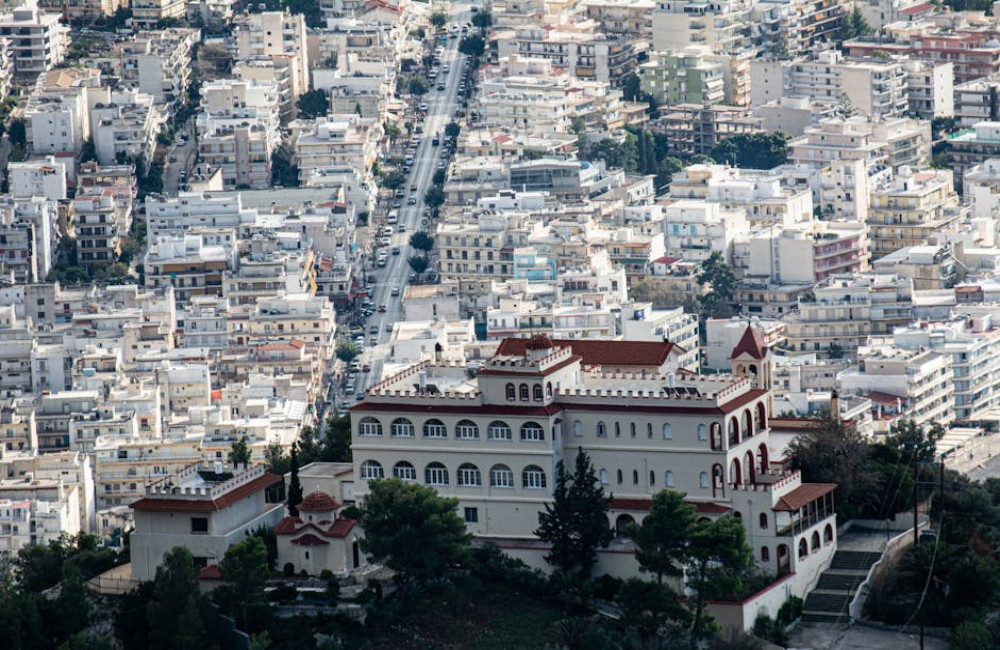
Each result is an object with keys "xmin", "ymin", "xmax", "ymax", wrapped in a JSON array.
[
  {"xmin": 429, "ymin": 11, "xmax": 448, "ymax": 28},
  {"xmin": 409, "ymin": 231, "xmax": 434, "ymax": 251},
  {"xmin": 360, "ymin": 478, "xmax": 471, "ymax": 580},
  {"xmin": 219, "ymin": 536, "xmax": 270, "ymax": 627},
  {"xmin": 424, "ymin": 186, "xmax": 445, "ymax": 209},
  {"xmin": 472, "ymin": 11, "xmax": 493, "ymax": 29},
  {"xmin": 535, "ymin": 451, "xmax": 613, "ymax": 577},
  {"xmin": 287, "ymin": 442, "xmax": 303, "ymax": 516},
  {"xmin": 335, "ymin": 340, "xmax": 361, "ymax": 363},
  {"xmin": 229, "ymin": 435, "xmax": 252, "ymax": 470},
  {"xmin": 409, "ymin": 76, "xmax": 429, "ymax": 96},
  {"xmin": 380, "ymin": 169, "xmax": 407, "ymax": 190},
  {"xmin": 147, "ymin": 547, "xmax": 213, "ymax": 650},
  {"xmin": 709, "ymin": 132, "xmax": 790, "ymax": 170},
  {"xmin": 407, "ymin": 255, "xmax": 430, "ymax": 274},
  {"xmin": 459, "ymin": 34, "xmax": 486, "ymax": 58},
  {"xmin": 696, "ymin": 252, "xmax": 737, "ymax": 319},
  {"xmin": 688, "ymin": 516, "xmax": 755, "ymax": 643},
  {"xmin": 630, "ymin": 490, "xmax": 697, "ymax": 582},
  {"xmin": 296, "ymin": 89, "xmax": 329, "ymax": 119}
]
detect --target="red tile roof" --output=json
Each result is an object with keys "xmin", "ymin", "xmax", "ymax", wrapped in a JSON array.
[
  {"xmin": 494, "ymin": 338, "xmax": 679, "ymax": 367},
  {"xmin": 327, "ymin": 519, "xmax": 357, "ymax": 538},
  {"xmin": 773, "ymin": 483, "xmax": 837, "ymax": 511},
  {"xmin": 197, "ymin": 564, "xmax": 222, "ymax": 580},
  {"xmin": 900, "ymin": 2, "xmax": 933, "ymax": 14},
  {"xmin": 608, "ymin": 498, "xmax": 730, "ymax": 514},
  {"xmin": 130, "ymin": 473, "xmax": 282, "ymax": 512},
  {"xmin": 652, "ymin": 256, "xmax": 680, "ymax": 265},
  {"xmin": 275, "ymin": 516, "xmax": 359, "ymax": 539},
  {"xmin": 731, "ymin": 325, "xmax": 768, "ymax": 360},
  {"xmin": 866, "ymin": 391, "xmax": 902, "ymax": 406},
  {"xmin": 291, "ymin": 533, "xmax": 330, "ymax": 546},
  {"xmin": 299, "ymin": 491, "xmax": 340, "ymax": 512}
]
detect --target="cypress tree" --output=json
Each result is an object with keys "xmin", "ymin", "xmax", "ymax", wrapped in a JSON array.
[{"xmin": 287, "ymin": 443, "xmax": 303, "ymax": 516}]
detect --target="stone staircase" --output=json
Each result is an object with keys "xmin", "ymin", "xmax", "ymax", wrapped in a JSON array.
[{"xmin": 801, "ymin": 549, "xmax": 882, "ymax": 624}]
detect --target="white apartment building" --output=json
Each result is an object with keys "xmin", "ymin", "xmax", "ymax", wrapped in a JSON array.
[
  {"xmin": 787, "ymin": 118, "xmax": 889, "ymax": 172},
  {"xmin": 23, "ymin": 69, "xmax": 95, "ymax": 155},
  {"xmin": 130, "ymin": 463, "xmax": 284, "ymax": 581},
  {"xmin": 144, "ymin": 234, "xmax": 236, "ymax": 304},
  {"xmin": 351, "ymin": 332, "xmax": 838, "ymax": 593},
  {"xmin": 235, "ymin": 56, "xmax": 305, "ymax": 122},
  {"xmin": 494, "ymin": 24, "xmax": 639, "ymax": 86},
  {"xmin": 619, "ymin": 303, "xmax": 700, "ymax": 370},
  {"xmin": 735, "ymin": 220, "xmax": 869, "ymax": 285},
  {"xmin": 751, "ymin": 0, "xmax": 849, "ymax": 58},
  {"xmin": 246, "ymin": 292, "xmax": 337, "ymax": 362},
  {"xmin": 651, "ymin": 0, "xmax": 751, "ymax": 55},
  {"xmin": 8, "ymin": 156, "xmax": 67, "ymax": 200},
  {"xmin": 963, "ymin": 159, "xmax": 1000, "ymax": 235},
  {"xmin": 89, "ymin": 87, "xmax": 165, "ymax": 166},
  {"xmin": 0, "ymin": 0, "xmax": 69, "ymax": 80},
  {"xmin": 838, "ymin": 342, "xmax": 954, "ymax": 429},
  {"xmin": 662, "ymin": 199, "xmax": 749, "ymax": 263},
  {"xmin": 233, "ymin": 11, "xmax": 309, "ymax": 103},
  {"xmin": 291, "ymin": 116, "xmax": 380, "ymax": 187},
  {"xmin": 867, "ymin": 168, "xmax": 961, "ymax": 260},
  {"xmin": 131, "ymin": 0, "xmax": 186, "ymax": 28},
  {"xmin": 73, "ymin": 191, "xmax": 132, "ymax": 267},
  {"xmin": 0, "ymin": 197, "xmax": 55, "ymax": 284},
  {"xmin": 120, "ymin": 28, "xmax": 199, "ymax": 106},
  {"xmin": 145, "ymin": 191, "xmax": 254, "ymax": 240},
  {"xmin": 668, "ymin": 164, "xmax": 813, "ymax": 227},
  {"xmin": 904, "ymin": 60, "xmax": 953, "ymax": 118},
  {"xmin": 750, "ymin": 51, "xmax": 908, "ymax": 117}
]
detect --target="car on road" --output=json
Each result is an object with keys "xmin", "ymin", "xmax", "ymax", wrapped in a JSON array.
[
  {"xmin": 391, "ymin": 200, "xmax": 401, "ymax": 209},
  {"xmin": 380, "ymin": 236, "xmax": 391, "ymax": 246},
  {"xmin": 395, "ymin": 189, "xmax": 405, "ymax": 198},
  {"xmin": 354, "ymin": 335, "xmax": 364, "ymax": 346},
  {"xmin": 369, "ymin": 324, "xmax": 380, "ymax": 334},
  {"xmin": 407, "ymin": 196, "xmax": 417, "ymax": 205},
  {"xmin": 410, "ymin": 183, "xmax": 418, "ymax": 191},
  {"xmin": 398, "ymin": 224, "xmax": 406, "ymax": 232},
  {"xmin": 377, "ymin": 257, "xmax": 387, "ymax": 267},
  {"xmin": 169, "ymin": 155, "xmax": 178, "ymax": 162},
  {"xmin": 392, "ymin": 247, "xmax": 401, "ymax": 255},
  {"xmin": 419, "ymin": 103, "xmax": 429, "ymax": 112},
  {"xmin": 378, "ymin": 304, "xmax": 387, "ymax": 312},
  {"xmin": 384, "ymin": 226, "xmax": 394, "ymax": 235},
  {"xmin": 437, "ymin": 83, "xmax": 446, "ymax": 91},
  {"xmin": 391, "ymin": 286, "xmax": 400, "ymax": 296},
  {"xmin": 355, "ymin": 393, "xmax": 365, "ymax": 401},
  {"xmin": 362, "ymin": 363, "xmax": 371, "ymax": 372},
  {"xmin": 443, "ymin": 64, "xmax": 450, "ymax": 73}
]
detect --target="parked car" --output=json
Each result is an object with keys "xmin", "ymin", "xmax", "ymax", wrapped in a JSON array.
[
  {"xmin": 391, "ymin": 286, "xmax": 400, "ymax": 296},
  {"xmin": 407, "ymin": 196, "xmax": 417, "ymax": 205}
]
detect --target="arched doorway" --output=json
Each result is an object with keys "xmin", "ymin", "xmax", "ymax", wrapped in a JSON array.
[
  {"xmin": 615, "ymin": 514, "xmax": 636, "ymax": 537},
  {"xmin": 777, "ymin": 544, "xmax": 790, "ymax": 577}
]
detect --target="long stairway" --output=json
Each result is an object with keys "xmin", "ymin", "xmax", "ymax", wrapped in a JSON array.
[{"xmin": 801, "ymin": 549, "xmax": 882, "ymax": 624}]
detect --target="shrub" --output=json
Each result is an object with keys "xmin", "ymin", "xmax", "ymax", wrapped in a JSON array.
[
  {"xmin": 776, "ymin": 596, "xmax": 803, "ymax": 626},
  {"xmin": 593, "ymin": 574, "xmax": 623, "ymax": 601},
  {"xmin": 320, "ymin": 569, "xmax": 333, "ymax": 580},
  {"xmin": 282, "ymin": 562, "xmax": 295, "ymax": 577}
]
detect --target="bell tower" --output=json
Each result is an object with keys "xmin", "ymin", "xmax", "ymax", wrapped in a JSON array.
[{"xmin": 730, "ymin": 323, "xmax": 772, "ymax": 393}]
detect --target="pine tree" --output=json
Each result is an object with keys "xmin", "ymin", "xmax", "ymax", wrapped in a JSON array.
[
  {"xmin": 535, "ymin": 451, "xmax": 613, "ymax": 577},
  {"xmin": 287, "ymin": 443, "xmax": 303, "ymax": 517}
]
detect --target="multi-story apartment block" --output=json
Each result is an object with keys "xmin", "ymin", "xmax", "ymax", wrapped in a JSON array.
[
  {"xmin": 89, "ymin": 87, "xmax": 164, "ymax": 166},
  {"xmin": 34, "ymin": 390, "xmax": 99, "ymax": 453},
  {"xmin": 292, "ymin": 116, "xmax": 380, "ymax": 187},
  {"xmin": 0, "ymin": 197, "xmax": 55, "ymax": 284},
  {"xmin": 8, "ymin": 156, "xmax": 67, "ymax": 200},
  {"xmin": 494, "ymin": 24, "xmax": 639, "ymax": 86},
  {"xmin": 867, "ymin": 168, "xmax": 961, "ymax": 260},
  {"xmin": 76, "ymin": 162, "xmax": 137, "ymax": 202},
  {"xmin": 751, "ymin": 50, "xmax": 908, "ymax": 117},
  {"xmin": 40, "ymin": 0, "xmax": 126, "ymax": 22},
  {"xmin": 736, "ymin": 220, "xmax": 869, "ymax": 285},
  {"xmin": 640, "ymin": 47, "xmax": 725, "ymax": 106},
  {"xmin": 144, "ymin": 234, "xmax": 236, "ymax": 304},
  {"xmin": 119, "ymin": 28, "xmax": 199, "ymax": 106},
  {"xmin": 235, "ymin": 56, "xmax": 304, "ymax": 122},
  {"xmin": 246, "ymin": 292, "xmax": 337, "ymax": 362},
  {"xmin": 903, "ymin": 60, "xmax": 953, "ymax": 119},
  {"xmin": 351, "ymin": 332, "xmax": 838, "ymax": 592},
  {"xmin": 954, "ymin": 76, "xmax": 1000, "ymax": 128},
  {"xmin": 964, "ymin": 158, "xmax": 1000, "ymax": 225},
  {"xmin": 838, "ymin": 342, "xmax": 954, "ymax": 429},
  {"xmin": 0, "ymin": 400, "xmax": 36, "ymax": 454},
  {"xmin": 949, "ymin": 122, "xmax": 1000, "ymax": 185},
  {"xmin": 94, "ymin": 438, "xmax": 202, "ymax": 511},
  {"xmin": 0, "ymin": 0, "xmax": 69, "ymax": 80},
  {"xmin": 232, "ymin": 11, "xmax": 309, "ymax": 103},
  {"xmin": 651, "ymin": 0, "xmax": 751, "ymax": 55},
  {"xmin": 668, "ymin": 164, "xmax": 813, "ymax": 227},
  {"xmin": 845, "ymin": 31, "xmax": 1000, "ymax": 84},
  {"xmin": 186, "ymin": 0, "xmax": 235, "ymax": 30},
  {"xmin": 662, "ymin": 199, "xmax": 749, "ymax": 263},
  {"xmin": 131, "ymin": 0, "xmax": 186, "ymax": 29},
  {"xmin": 782, "ymin": 273, "xmax": 914, "ymax": 358},
  {"xmin": 72, "ymin": 191, "xmax": 132, "ymax": 268},
  {"xmin": 583, "ymin": 0, "xmax": 654, "ymax": 40},
  {"xmin": 787, "ymin": 118, "xmax": 888, "ymax": 172},
  {"xmin": 656, "ymin": 104, "xmax": 763, "ymax": 157},
  {"xmin": 23, "ymin": 68, "xmax": 97, "ymax": 155},
  {"xmin": 130, "ymin": 463, "xmax": 284, "ymax": 581}
]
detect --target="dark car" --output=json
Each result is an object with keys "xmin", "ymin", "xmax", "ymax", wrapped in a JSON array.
[{"xmin": 378, "ymin": 304, "xmax": 387, "ymax": 312}]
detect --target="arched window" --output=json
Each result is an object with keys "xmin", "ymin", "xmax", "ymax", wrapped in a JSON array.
[
  {"xmin": 425, "ymin": 462, "xmax": 448, "ymax": 485},
  {"xmin": 632, "ymin": 469, "xmax": 639, "ymax": 485},
  {"xmin": 505, "ymin": 383, "xmax": 515, "ymax": 400},
  {"xmin": 761, "ymin": 547, "xmax": 770, "ymax": 563},
  {"xmin": 756, "ymin": 402, "xmax": 767, "ymax": 430},
  {"xmin": 733, "ymin": 511, "xmax": 742, "ymax": 520},
  {"xmin": 712, "ymin": 464, "xmax": 725, "ymax": 498},
  {"xmin": 711, "ymin": 423, "xmax": 723, "ymax": 450},
  {"xmin": 744, "ymin": 409, "xmax": 754, "ymax": 438},
  {"xmin": 455, "ymin": 420, "xmax": 479, "ymax": 439},
  {"xmin": 533, "ymin": 385, "xmax": 543, "ymax": 401},
  {"xmin": 663, "ymin": 423, "xmax": 673, "ymax": 439},
  {"xmin": 599, "ymin": 468, "xmax": 609, "ymax": 484},
  {"xmin": 666, "ymin": 470, "xmax": 675, "ymax": 487},
  {"xmin": 596, "ymin": 421, "xmax": 607, "ymax": 438},
  {"xmin": 699, "ymin": 471, "xmax": 709, "ymax": 488},
  {"xmin": 487, "ymin": 421, "xmax": 512, "ymax": 441},
  {"xmin": 744, "ymin": 450, "xmax": 756, "ymax": 485},
  {"xmin": 647, "ymin": 422, "xmax": 653, "ymax": 438},
  {"xmin": 523, "ymin": 465, "xmax": 546, "ymax": 489},
  {"xmin": 520, "ymin": 422, "xmax": 544, "ymax": 441},
  {"xmin": 546, "ymin": 382, "xmax": 553, "ymax": 397},
  {"xmin": 798, "ymin": 539, "xmax": 808, "ymax": 560},
  {"xmin": 390, "ymin": 418, "xmax": 414, "ymax": 437},
  {"xmin": 423, "ymin": 419, "xmax": 447, "ymax": 438},
  {"xmin": 698, "ymin": 424, "xmax": 707, "ymax": 441},
  {"xmin": 649, "ymin": 470, "xmax": 655, "ymax": 486},
  {"xmin": 824, "ymin": 524, "xmax": 834, "ymax": 545},
  {"xmin": 616, "ymin": 469, "xmax": 623, "ymax": 484},
  {"xmin": 759, "ymin": 513, "xmax": 768, "ymax": 530},
  {"xmin": 519, "ymin": 384, "xmax": 529, "ymax": 401},
  {"xmin": 457, "ymin": 463, "xmax": 482, "ymax": 486},
  {"xmin": 811, "ymin": 531, "xmax": 821, "ymax": 552},
  {"xmin": 490, "ymin": 464, "xmax": 514, "ymax": 488},
  {"xmin": 358, "ymin": 417, "xmax": 382, "ymax": 437},
  {"xmin": 615, "ymin": 514, "xmax": 635, "ymax": 536},
  {"xmin": 360, "ymin": 460, "xmax": 384, "ymax": 480},
  {"xmin": 393, "ymin": 461, "xmax": 416, "ymax": 481},
  {"xmin": 728, "ymin": 417, "xmax": 740, "ymax": 446},
  {"xmin": 730, "ymin": 458, "xmax": 742, "ymax": 486},
  {"xmin": 758, "ymin": 443, "xmax": 770, "ymax": 475},
  {"xmin": 572, "ymin": 420, "xmax": 583, "ymax": 437}
]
